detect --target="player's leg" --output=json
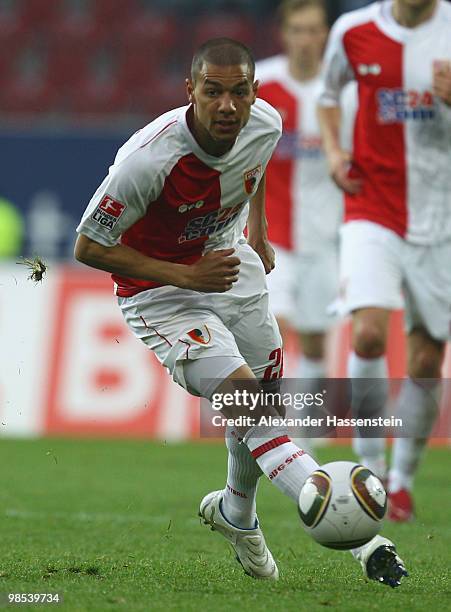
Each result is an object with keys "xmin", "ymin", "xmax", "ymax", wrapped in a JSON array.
[
  {"xmin": 212, "ymin": 365, "xmax": 319, "ymax": 504},
  {"xmin": 350, "ymin": 306, "xmax": 391, "ymax": 478},
  {"xmin": 388, "ymin": 329, "xmax": 444, "ymax": 520},
  {"xmin": 340, "ymin": 221, "xmax": 404, "ymax": 479},
  {"xmin": 118, "ymin": 288, "xmax": 278, "ymax": 579},
  {"xmin": 222, "ymin": 424, "xmax": 263, "ymax": 529},
  {"xmin": 265, "ymin": 244, "xmax": 297, "ymax": 374},
  {"xmin": 294, "ymin": 248, "xmax": 338, "ymax": 384},
  {"xmin": 291, "ymin": 249, "xmax": 339, "ymax": 449},
  {"xmin": 212, "ymin": 349, "xmax": 407, "ymax": 587},
  {"xmin": 387, "ymin": 239, "xmax": 450, "ymax": 520},
  {"xmin": 180, "ymin": 359, "xmax": 278, "ymax": 579},
  {"xmin": 298, "ymin": 331, "xmax": 327, "ymax": 377}
]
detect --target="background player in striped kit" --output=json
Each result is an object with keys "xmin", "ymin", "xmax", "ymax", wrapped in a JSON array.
[
  {"xmin": 318, "ymin": 0, "xmax": 451, "ymax": 521},
  {"xmin": 256, "ymin": 0, "xmax": 343, "ymax": 390}
]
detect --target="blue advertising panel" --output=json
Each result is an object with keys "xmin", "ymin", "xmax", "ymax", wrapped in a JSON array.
[{"xmin": 1, "ymin": 130, "xmax": 130, "ymax": 259}]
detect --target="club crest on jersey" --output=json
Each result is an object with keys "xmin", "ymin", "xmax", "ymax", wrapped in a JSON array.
[
  {"xmin": 92, "ymin": 195, "xmax": 126, "ymax": 230},
  {"xmin": 243, "ymin": 164, "xmax": 262, "ymax": 195},
  {"xmin": 187, "ymin": 325, "xmax": 211, "ymax": 345}
]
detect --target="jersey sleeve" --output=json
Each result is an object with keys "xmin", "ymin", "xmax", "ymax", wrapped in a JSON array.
[
  {"xmin": 258, "ymin": 97, "xmax": 283, "ymax": 147},
  {"xmin": 76, "ymin": 149, "xmax": 164, "ymax": 247},
  {"xmin": 318, "ymin": 16, "xmax": 355, "ymax": 107}
]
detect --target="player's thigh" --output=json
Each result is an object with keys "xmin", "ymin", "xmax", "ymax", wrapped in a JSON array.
[
  {"xmin": 229, "ymin": 289, "xmax": 283, "ymax": 381},
  {"xmin": 118, "ymin": 293, "xmax": 246, "ymax": 397},
  {"xmin": 266, "ymin": 245, "xmax": 297, "ymax": 325},
  {"xmin": 339, "ymin": 221, "xmax": 404, "ymax": 313},
  {"xmin": 403, "ymin": 240, "xmax": 451, "ymax": 342},
  {"xmin": 293, "ymin": 249, "xmax": 339, "ymax": 333}
]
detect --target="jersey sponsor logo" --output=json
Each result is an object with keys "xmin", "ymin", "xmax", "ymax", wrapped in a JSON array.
[
  {"xmin": 243, "ymin": 164, "xmax": 262, "ymax": 195},
  {"xmin": 178, "ymin": 202, "xmax": 244, "ymax": 243},
  {"xmin": 186, "ymin": 325, "xmax": 211, "ymax": 345},
  {"xmin": 357, "ymin": 63, "xmax": 381, "ymax": 76},
  {"xmin": 275, "ymin": 132, "xmax": 323, "ymax": 160},
  {"xmin": 178, "ymin": 200, "xmax": 204, "ymax": 213},
  {"xmin": 377, "ymin": 88, "xmax": 435, "ymax": 124},
  {"xmin": 92, "ymin": 195, "xmax": 126, "ymax": 229}
]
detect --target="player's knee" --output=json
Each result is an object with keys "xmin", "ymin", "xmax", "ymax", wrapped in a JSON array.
[
  {"xmin": 408, "ymin": 346, "xmax": 442, "ymax": 378},
  {"xmin": 352, "ymin": 323, "xmax": 386, "ymax": 358},
  {"xmin": 300, "ymin": 332, "xmax": 325, "ymax": 360}
]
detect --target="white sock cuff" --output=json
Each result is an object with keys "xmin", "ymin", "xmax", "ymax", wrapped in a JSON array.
[
  {"xmin": 297, "ymin": 356, "xmax": 326, "ymax": 380},
  {"xmin": 348, "ymin": 352, "xmax": 388, "ymax": 379}
]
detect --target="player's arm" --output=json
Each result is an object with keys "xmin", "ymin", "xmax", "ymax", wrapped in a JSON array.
[
  {"xmin": 246, "ymin": 172, "xmax": 275, "ymax": 274},
  {"xmin": 75, "ymin": 234, "xmax": 241, "ymax": 293},
  {"xmin": 317, "ymin": 16, "xmax": 361, "ymax": 194},
  {"xmin": 317, "ymin": 105, "xmax": 361, "ymax": 194}
]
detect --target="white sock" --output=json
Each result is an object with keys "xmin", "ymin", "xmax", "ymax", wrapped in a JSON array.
[
  {"xmin": 388, "ymin": 378, "xmax": 441, "ymax": 493},
  {"xmin": 348, "ymin": 352, "xmax": 388, "ymax": 478},
  {"xmin": 292, "ymin": 356, "xmax": 327, "ymax": 455},
  {"xmin": 221, "ymin": 426, "xmax": 262, "ymax": 529},
  {"xmin": 244, "ymin": 427, "xmax": 318, "ymax": 503},
  {"xmin": 297, "ymin": 356, "xmax": 327, "ymax": 380}
]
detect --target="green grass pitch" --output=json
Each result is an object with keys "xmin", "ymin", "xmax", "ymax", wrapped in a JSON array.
[{"xmin": 0, "ymin": 439, "xmax": 449, "ymax": 611}]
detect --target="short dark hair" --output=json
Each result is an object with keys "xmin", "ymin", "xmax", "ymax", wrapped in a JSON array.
[
  {"xmin": 191, "ymin": 38, "xmax": 255, "ymax": 83},
  {"xmin": 277, "ymin": 0, "xmax": 329, "ymax": 26}
]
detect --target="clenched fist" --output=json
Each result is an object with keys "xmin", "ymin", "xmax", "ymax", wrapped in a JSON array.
[{"xmin": 182, "ymin": 249, "xmax": 241, "ymax": 292}]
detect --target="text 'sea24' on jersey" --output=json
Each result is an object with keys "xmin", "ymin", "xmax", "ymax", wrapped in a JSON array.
[
  {"xmin": 318, "ymin": 0, "xmax": 451, "ymax": 244},
  {"xmin": 77, "ymin": 99, "xmax": 282, "ymax": 296}
]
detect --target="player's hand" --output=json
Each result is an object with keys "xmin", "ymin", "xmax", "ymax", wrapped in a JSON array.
[
  {"xmin": 433, "ymin": 60, "xmax": 451, "ymax": 106},
  {"xmin": 328, "ymin": 148, "xmax": 362, "ymax": 194},
  {"xmin": 182, "ymin": 249, "xmax": 241, "ymax": 292},
  {"xmin": 248, "ymin": 237, "xmax": 275, "ymax": 274}
]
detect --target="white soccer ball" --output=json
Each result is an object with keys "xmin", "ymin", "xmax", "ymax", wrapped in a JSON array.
[{"xmin": 298, "ymin": 461, "xmax": 387, "ymax": 550}]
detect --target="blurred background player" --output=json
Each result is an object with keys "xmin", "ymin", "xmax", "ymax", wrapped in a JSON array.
[
  {"xmin": 256, "ymin": 0, "xmax": 342, "ymax": 390},
  {"xmin": 318, "ymin": 0, "xmax": 451, "ymax": 521}
]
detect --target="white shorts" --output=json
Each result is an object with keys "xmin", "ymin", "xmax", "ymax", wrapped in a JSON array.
[
  {"xmin": 339, "ymin": 221, "xmax": 451, "ymax": 341},
  {"xmin": 118, "ymin": 240, "xmax": 283, "ymax": 396},
  {"xmin": 266, "ymin": 245, "xmax": 339, "ymax": 333}
]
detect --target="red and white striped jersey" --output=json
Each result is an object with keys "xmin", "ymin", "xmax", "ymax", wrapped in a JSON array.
[
  {"xmin": 77, "ymin": 100, "xmax": 282, "ymax": 296},
  {"xmin": 319, "ymin": 0, "xmax": 451, "ymax": 244},
  {"xmin": 256, "ymin": 55, "xmax": 343, "ymax": 253}
]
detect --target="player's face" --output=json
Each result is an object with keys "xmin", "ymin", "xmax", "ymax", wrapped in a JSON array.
[
  {"xmin": 282, "ymin": 7, "xmax": 328, "ymax": 66},
  {"xmin": 187, "ymin": 63, "xmax": 258, "ymax": 145}
]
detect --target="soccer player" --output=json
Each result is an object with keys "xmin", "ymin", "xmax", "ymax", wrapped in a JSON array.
[
  {"xmin": 75, "ymin": 38, "xmax": 406, "ymax": 585},
  {"xmin": 318, "ymin": 0, "xmax": 451, "ymax": 521},
  {"xmin": 256, "ymin": 0, "xmax": 343, "ymax": 388}
]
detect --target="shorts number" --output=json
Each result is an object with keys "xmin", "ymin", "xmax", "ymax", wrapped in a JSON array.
[{"xmin": 263, "ymin": 348, "xmax": 284, "ymax": 380}]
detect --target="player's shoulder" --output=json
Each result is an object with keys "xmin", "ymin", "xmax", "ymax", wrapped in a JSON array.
[
  {"xmin": 255, "ymin": 54, "xmax": 287, "ymax": 84},
  {"xmin": 114, "ymin": 106, "xmax": 186, "ymax": 168},
  {"xmin": 250, "ymin": 98, "xmax": 283, "ymax": 137},
  {"xmin": 331, "ymin": 1, "xmax": 380, "ymax": 40}
]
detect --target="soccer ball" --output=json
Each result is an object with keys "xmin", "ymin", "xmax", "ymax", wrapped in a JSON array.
[{"xmin": 298, "ymin": 461, "xmax": 387, "ymax": 550}]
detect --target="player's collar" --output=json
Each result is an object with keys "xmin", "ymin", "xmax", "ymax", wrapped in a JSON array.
[
  {"xmin": 181, "ymin": 105, "xmax": 242, "ymax": 166},
  {"xmin": 376, "ymin": 0, "xmax": 443, "ymax": 43}
]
